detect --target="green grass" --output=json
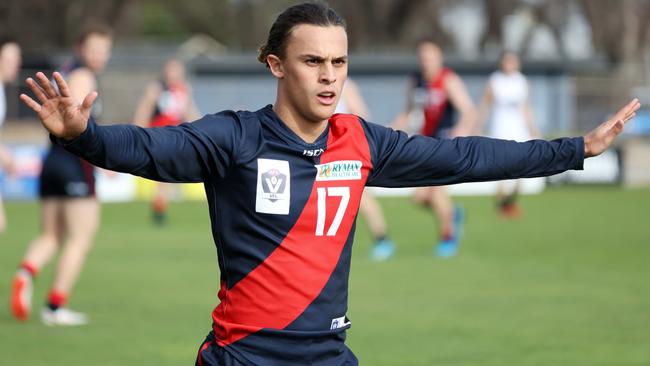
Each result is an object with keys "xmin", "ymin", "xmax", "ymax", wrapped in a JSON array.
[{"xmin": 1, "ymin": 186, "xmax": 649, "ymax": 365}]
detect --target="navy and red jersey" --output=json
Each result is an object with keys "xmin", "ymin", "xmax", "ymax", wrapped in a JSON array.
[
  {"xmin": 57, "ymin": 105, "xmax": 584, "ymax": 365},
  {"xmin": 414, "ymin": 68, "xmax": 457, "ymax": 138},
  {"xmin": 149, "ymin": 80, "xmax": 191, "ymax": 128}
]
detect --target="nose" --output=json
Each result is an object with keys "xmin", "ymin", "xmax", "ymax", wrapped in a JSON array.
[{"xmin": 319, "ymin": 63, "xmax": 336, "ymax": 85}]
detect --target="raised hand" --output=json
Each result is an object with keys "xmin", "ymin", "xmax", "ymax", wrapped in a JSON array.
[
  {"xmin": 20, "ymin": 72, "xmax": 97, "ymax": 140},
  {"xmin": 584, "ymin": 98, "xmax": 641, "ymax": 158}
]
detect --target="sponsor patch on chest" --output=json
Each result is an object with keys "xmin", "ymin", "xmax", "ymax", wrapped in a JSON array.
[
  {"xmin": 256, "ymin": 159, "xmax": 290, "ymax": 215},
  {"xmin": 314, "ymin": 160, "xmax": 363, "ymax": 181}
]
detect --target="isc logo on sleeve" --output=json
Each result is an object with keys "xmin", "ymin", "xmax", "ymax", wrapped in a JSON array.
[{"xmin": 256, "ymin": 159, "xmax": 291, "ymax": 215}]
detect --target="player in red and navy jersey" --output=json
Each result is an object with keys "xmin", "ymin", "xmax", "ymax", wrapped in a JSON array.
[
  {"xmin": 133, "ymin": 58, "xmax": 201, "ymax": 224},
  {"xmin": 11, "ymin": 25, "xmax": 113, "ymax": 327},
  {"xmin": 392, "ymin": 39, "xmax": 477, "ymax": 258},
  {"xmin": 20, "ymin": 3, "xmax": 639, "ymax": 365}
]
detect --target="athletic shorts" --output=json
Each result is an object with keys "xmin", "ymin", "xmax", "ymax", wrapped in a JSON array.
[
  {"xmin": 195, "ymin": 332, "xmax": 249, "ymax": 366},
  {"xmin": 39, "ymin": 145, "xmax": 95, "ymax": 198}
]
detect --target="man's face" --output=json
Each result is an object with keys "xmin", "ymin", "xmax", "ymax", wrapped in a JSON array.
[
  {"xmin": 0, "ymin": 42, "xmax": 21, "ymax": 82},
  {"xmin": 273, "ymin": 24, "xmax": 348, "ymax": 124},
  {"xmin": 417, "ymin": 42, "xmax": 443, "ymax": 79},
  {"xmin": 80, "ymin": 33, "xmax": 113, "ymax": 74}
]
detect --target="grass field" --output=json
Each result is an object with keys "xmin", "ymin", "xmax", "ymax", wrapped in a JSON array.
[{"xmin": 1, "ymin": 186, "xmax": 649, "ymax": 365}]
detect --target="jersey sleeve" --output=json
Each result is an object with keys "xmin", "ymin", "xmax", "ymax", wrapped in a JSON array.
[
  {"xmin": 54, "ymin": 111, "xmax": 244, "ymax": 183},
  {"xmin": 361, "ymin": 120, "xmax": 584, "ymax": 187}
]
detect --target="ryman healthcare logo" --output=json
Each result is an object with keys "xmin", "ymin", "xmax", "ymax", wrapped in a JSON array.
[
  {"xmin": 315, "ymin": 160, "xmax": 363, "ymax": 181},
  {"xmin": 256, "ymin": 159, "xmax": 290, "ymax": 215}
]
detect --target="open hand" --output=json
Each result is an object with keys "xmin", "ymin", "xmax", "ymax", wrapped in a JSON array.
[
  {"xmin": 20, "ymin": 72, "xmax": 97, "ymax": 140},
  {"xmin": 584, "ymin": 98, "xmax": 641, "ymax": 158}
]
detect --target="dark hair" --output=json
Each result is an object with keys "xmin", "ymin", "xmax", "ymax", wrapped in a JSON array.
[
  {"xmin": 75, "ymin": 22, "xmax": 114, "ymax": 46},
  {"xmin": 0, "ymin": 35, "xmax": 18, "ymax": 51},
  {"xmin": 257, "ymin": 2, "xmax": 346, "ymax": 67}
]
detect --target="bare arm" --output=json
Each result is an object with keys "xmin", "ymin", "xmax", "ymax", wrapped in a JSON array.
[
  {"xmin": 390, "ymin": 79, "xmax": 416, "ymax": 132},
  {"xmin": 132, "ymin": 82, "xmax": 162, "ymax": 127},
  {"xmin": 445, "ymin": 72, "xmax": 477, "ymax": 137},
  {"xmin": 476, "ymin": 83, "xmax": 494, "ymax": 135},
  {"xmin": 67, "ymin": 69, "xmax": 96, "ymax": 105},
  {"xmin": 522, "ymin": 86, "xmax": 541, "ymax": 138},
  {"xmin": 342, "ymin": 79, "xmax": 370, "ymax": 119},
  {"xmin": 0, "ymin": 143, "xmax": 15, "ymax": 175},
  {"xmin": 184, "ymin": 86, "xmax": 202, "ymax": 121}
]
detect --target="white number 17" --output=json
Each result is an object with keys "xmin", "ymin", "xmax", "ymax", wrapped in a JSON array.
[{"xmin": 316, "ymin": 187, "xmax": 350, "ymax": 236}]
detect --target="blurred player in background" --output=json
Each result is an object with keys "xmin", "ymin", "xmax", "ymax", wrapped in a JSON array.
[
  {"xmin": 19, "ymin": 2, "xmax": 638, "ymax": 364},
  {"xmin": 10, "ymin": 25, "xmax": 113, "ymax": 326},
  {"xmin": 133, "ymin": 58, "xmax": 201, "ymax": 225},
  {"xmin": 336, "ymin": 79, "xmax": 395, "ymax": 261},
  {"xmin": 392, "ymin": 39, "xmax": 477, "ymax": 258},
  {"xmin": 478, "ymin": 51, "xmax": 541, "ymax": 218},
  {"xmin": 0, "ymin": 37, "xmax": 21, "ymax": 234}
]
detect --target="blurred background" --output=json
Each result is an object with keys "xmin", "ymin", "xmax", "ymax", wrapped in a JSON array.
[
  {"xmin": 2, "ymin": 0, "xmax": 650, "ymax": 199},
  {"xmin": 0, "ymin": 1, "xmax": 649, "ymax": 365}
]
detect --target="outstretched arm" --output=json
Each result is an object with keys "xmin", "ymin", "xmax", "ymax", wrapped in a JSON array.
[
  {"xmin": 365, "ymin": 99, "xmax": 640, "ymax": 187},
  {"xmin": 21, "ymin": 72, "xmax": 241, "ymax": 183}
]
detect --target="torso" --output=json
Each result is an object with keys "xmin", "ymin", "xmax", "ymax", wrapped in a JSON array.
[
  {"xmin": 149, "ymin": 80, "xmax": 190, "ymax": 127},
  {"xmin": 488, "ymin": 71, "xmax": 530, "ymax": 141},
  {"xmin": 207, "ymin": 106, "xmax": 370, "ymax": 365},
  {"xmin": 414, "ymin": 68, "xmax": 456, "ymax": 138}
]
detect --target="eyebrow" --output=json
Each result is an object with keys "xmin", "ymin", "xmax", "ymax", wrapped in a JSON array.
[{"xmin": 299, "ymin": 54, "xmax": 348, "ymax": 61}]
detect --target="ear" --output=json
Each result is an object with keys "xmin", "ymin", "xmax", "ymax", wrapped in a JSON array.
[{"xmin": 267, "ymin": 54, "xmax": 284, "ymax": 79}]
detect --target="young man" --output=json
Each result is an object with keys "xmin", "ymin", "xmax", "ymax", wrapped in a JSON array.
[
  {"xmin": 392, "ymin": 39, "xmax": 477, "ymax": 258},
  {"xmin": 0, "ymin": 37, "xmax": 21, "ymax": 234},
  {"xmin": 20, "ymin": 3, "xmax": 639, "ymax": 365}
]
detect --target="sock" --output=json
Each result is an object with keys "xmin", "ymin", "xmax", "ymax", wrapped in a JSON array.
[
  {"xmin": 375, "ymin": 235, "xmax": 388, "ymax": 243},
  {"xmin": 47, "ymin": 290, "xmax": 67, "ymax": 311},
  {"xmin": 441, "ymin": 229, "xmax": 453, "ymax": 242},
  {"xmin": 502, "ymin": 193, "xmax": 517, "ymax": 207},
  {"xmin": 19, "ymin": 262, "xmax": 38, "ymax": 278}
]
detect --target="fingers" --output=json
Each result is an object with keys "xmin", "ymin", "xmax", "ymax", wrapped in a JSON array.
[
  {"xmin": 19, "ymin": 93, "xmax": 42, "ymax": 114},
  {"xmin": 81, "ymin": 91, "xmax": 98, "ymax": 113},
  {"xmin": 53, "ymin": 72, "xmax": 71, "ymax": 98},
  {"xmin": 607, "ymin": 98, "xmax": 640, "ymax": 131},
  {"xmin": 35, "ymin": 72, "xmax": 58, "ymax": 98},
  {"xmin": 25, "ymin": 77, "xmax": 49, "ymax": 104}
]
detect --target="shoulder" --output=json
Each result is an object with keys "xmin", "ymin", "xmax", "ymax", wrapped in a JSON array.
[{"xmin": 67, "ymin": 68, "xmax": 95, "ymax": 83}]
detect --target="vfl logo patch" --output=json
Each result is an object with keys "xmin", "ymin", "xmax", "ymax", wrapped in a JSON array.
[
  {"xmin": 315, "ymin": 160, "xmax": 362, "ymax": 181},
  {"xmin": 256, "ymin": 159, "xmax": 290, "ymax": 215},
  {"xmin": 261, "ymin": 169, "xmax": 286, "ymax": 202},
  {"xmin": 330, "ymin": 315, "xmax": 351, "ymax": 330}
]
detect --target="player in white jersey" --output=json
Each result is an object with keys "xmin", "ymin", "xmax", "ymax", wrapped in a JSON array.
[
  {"xmin": 478, "ymin": 51, "xmax": 541, "ymax": 218},
  {"xmin": 0, "ymin": 37, "xmax": 21, "ymax": 234}
]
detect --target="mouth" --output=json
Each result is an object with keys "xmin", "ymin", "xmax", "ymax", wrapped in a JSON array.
[{"xmin": 317, "ymin": 91, "xmax": 337, "ymax": 106}]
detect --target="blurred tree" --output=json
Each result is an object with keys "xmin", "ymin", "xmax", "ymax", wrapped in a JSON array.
[
  {"xmin": 480, "ymin": 0, "xmax": 518, "ymax": 53},
  {"xmin": 578, "ymin": 0, "xmax": 650, "ymax": 64},
  {"xmin": 518, "ymin": 0, "xmax": 569, "ymax": 58},
  {"xmin": 0, "ymin": 0, "xmax": 134, "ymax": 51}
]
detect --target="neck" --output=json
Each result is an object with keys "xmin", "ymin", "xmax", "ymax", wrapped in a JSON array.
[
  {"xmin": 273, "ymin": 99, "xmax": 328, "ymax": 144},
  {"xmin": 424, "ymin": 66, "xmax": 442, "ymax": 81}
]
